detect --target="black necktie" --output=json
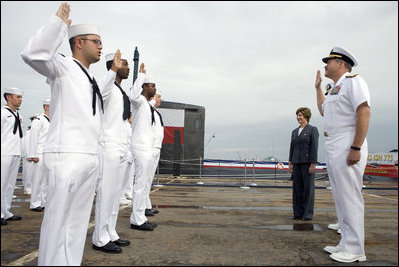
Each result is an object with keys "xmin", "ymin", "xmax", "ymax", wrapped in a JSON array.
[
  {"xmin": 73, "ymin": 60, "xmax": 104, "ymax": 116},
  {"xmin": 114, "ymin": 81, "xmax": 131, "ymax": 120},
  {"xmin": 5, "ymin": 107, "xmax": 23, "ymax": 138},
  {"xmin": 150, "ymin": 104, "xmax": 164, "ymax": 126}
]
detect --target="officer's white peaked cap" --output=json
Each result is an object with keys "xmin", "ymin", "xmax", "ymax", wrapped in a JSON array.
[{"xmin": 322, "ymin": 46, "xmax": 358, "ymax": 67}]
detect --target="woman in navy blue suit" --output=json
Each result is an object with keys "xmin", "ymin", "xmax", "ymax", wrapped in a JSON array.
[{"xmin": 288, "ymin": 107, "xmax": 319, "ymax": 220}]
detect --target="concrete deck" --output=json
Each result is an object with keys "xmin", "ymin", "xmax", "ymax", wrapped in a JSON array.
[{"xmin": 1, "ymin": 175, "xmax": 398, "ymax": 266}]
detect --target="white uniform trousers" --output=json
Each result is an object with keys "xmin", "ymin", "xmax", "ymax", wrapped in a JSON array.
[
  {"xmin": 325, "ymin": 131, "xmax": 368, "ymax": 255},
  {"xmin": 122, "ymin": 161, "xmax": 134, "ymax": 200},
  {"xmin": 130, "ymin": 149, "xmax": 156, "ymax": 226},
  {"xmin": 1, "ymin": 155, "xmax": 20, "ymax": 219},
  {"xmin": 145, "ymin": 148, "xmax": 161, "ymax": 209},
  {"xmin": 22, "ymin": 158, "xmax": 33, "ymax": 194},
  {"xmin": 38, "ymin": 153, "xmax": 98, "ymax": 266},
  {"xmin": 30, "ymin": 154, "xmax": 47, "ymax": 209},
  {"xmin": 92, "ymin": 143, "xmax": 128, "ymax": 246}
]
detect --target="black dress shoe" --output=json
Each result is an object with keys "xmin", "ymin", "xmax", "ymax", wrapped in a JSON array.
[
  {"xmin": 145, "ymin": 209, "xmax": 155, "ymax": 216},
  {"xmin": 292, "ymin": 216, "xmax": 301, "ymax": 220},
  {"xmin": 1, "ymin": 218, "xmax": 7, "ymax": 225},
  {"xmin": 302, "ymin": 217, "xmax": 312, "ymax": 221},
  {"xmin": 130, "ymin": 221, "xmax": 155, "ymax": 231},
  {"xmin": 6, "ymin": 215, "xmax": 21, "ymax": 221},
  {"xmin": 145, "ymin": 208, "xmax": 159, "ymax": 214},
  {"xmin": 152, "ymin": 209, "xmax": 159, "ymax": 214},
  {"xmin": 112, "ymin": 239, "xmax": 130, "ymax": 247},
  {"xmin": 149, "ymin": 221, "xmax": 158, "ymax": 228},
  {"xmin": 31, "ymin": 207, "xmax": 44, "ymax": 212},
  {"xmin": 92, "ymin": 241, "xmax": 122, "ymax": 253}
]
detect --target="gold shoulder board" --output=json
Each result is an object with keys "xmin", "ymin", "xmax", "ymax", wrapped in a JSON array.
[{"xmin": 345, "ymin": 74, "xmax": 359, "ymax": 78}]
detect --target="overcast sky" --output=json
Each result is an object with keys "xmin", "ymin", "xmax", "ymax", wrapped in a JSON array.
[{"xmin": 1, "ymin": 1, "xmax": 398, "ymax": 162}]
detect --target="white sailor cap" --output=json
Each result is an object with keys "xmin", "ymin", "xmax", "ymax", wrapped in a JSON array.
[
  {"xmin": 105, "ymin": 52, "xmax": 128, "ymax": 62},
  {"xmin": 322, "ymin": 46, "xmax": 358, "ymax": 67},
  {"xmin": 43, "ymin": 98, "xmax": 51, "ymax": 105},
  {"xmin": 68, "ymin": 24, "xmax": 100, "ymax": 39},
  {"xmin": 143, "ymin": 77, "xmax": 156, "ymax": 84},
  {"xmin": 3, "ymin": 86, "xmax": 23, "ymax": 96}
]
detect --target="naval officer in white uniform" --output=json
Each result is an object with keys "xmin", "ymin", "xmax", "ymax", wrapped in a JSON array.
[
  {"xmin": 315, "ymin": 47, "xmax": 370, "ymax": 263},
  {"xmin": 21, "ymin": 2, "xmax": 122, "ymax": 265},
  {"xmin": 129, "ymin": 63, "xmax": 163, "ymax": 231},
  {"xmin": 28, "ymin": 99, "xmax": 50, "ymax": 212},
  {"xmin": 1, "ymin": 87, "xmax": 23, "ymax": 226},
  {"xmin": 92, "ymin": 52, "xmax": 131, "ymax": 253}
]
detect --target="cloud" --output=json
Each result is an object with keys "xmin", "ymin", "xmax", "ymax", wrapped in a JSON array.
[{"xmin": 1, "ymin": 1, "xmax": 397, "ymax": 161}]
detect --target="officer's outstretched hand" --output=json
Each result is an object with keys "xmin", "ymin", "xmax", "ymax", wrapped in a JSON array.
[{"xmin": 56, "ymin": 2, "xmax": 72, "ymax": 26}]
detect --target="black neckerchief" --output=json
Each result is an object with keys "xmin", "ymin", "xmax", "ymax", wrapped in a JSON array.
[
  {"xmin": 113, "ymin": 81, "xmax": 131, "ymax": 120},
  {"xmin": 5, "ymin": 107, "xmax": 23, "ymax": 138},
  {"xmin": 149, "ymin": 103, "xmax": 164, "ymax": 127},
  {"xmin": 43, "ymin": 114, "xmax": 50, "ymax": 123},
  {"xmin": 73, "ymin": 59, "xmax": 104, "ymax": 116}
]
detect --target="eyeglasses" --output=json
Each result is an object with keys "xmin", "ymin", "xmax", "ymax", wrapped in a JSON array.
[{"xmin": 80, "ymin": 38, "xmax": 102, "ymax": 46}]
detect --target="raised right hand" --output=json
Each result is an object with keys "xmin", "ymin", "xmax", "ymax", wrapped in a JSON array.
[
  {"xmin": 139, "ymin": 63, "xmax": 146, "ymax": 74},
  {"xmin": 315, "ymin": 70, "xmax": 322, "ymax": 90},
  {"xmin": 56, "ymin": 2, "xmax": 72, "ymax": 26}
]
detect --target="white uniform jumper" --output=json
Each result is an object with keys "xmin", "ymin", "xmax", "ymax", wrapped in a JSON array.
[
  {"xmin": 129, "ymin": 73, "xmax": 164, "ymax": 226},
  {"xmin": 28, "ymin": 114, "xmax": 50, "ymax": 209},
  {"xmin": 92, "ymin": 81, "xmax": 130, "ymax": 247},
  {"xmin": 21, "ymin": 15, "xmax": 115, "ymax": 266},
  {"xmin": 1, "ymin": 106, "xmax": 22, "ymax": 220},
  {"xmin": 322, "ymin": 72, "xmax": 370, "ymax": 255},
  {"xmin": 146, "ymin": 100, "xmax": 163, "ymax": 210},
  {"xmin": 22, "ymin": 128, "xmax": 33, "ymax": 194}
]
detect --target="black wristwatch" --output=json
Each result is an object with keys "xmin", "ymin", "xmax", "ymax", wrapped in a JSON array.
[{"xmin": 350, "ymin": 146, "xmax": 361, "ymax": 151}]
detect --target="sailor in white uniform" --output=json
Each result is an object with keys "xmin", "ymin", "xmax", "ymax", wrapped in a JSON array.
[
  {"xmin": 145, "ymin": 91, "xmax": 163, "ymax": 216},
  {"xmin": 21, "ymin": 3, "xmax": 121, "ymax": 265},
  {"xmin": 1, "ymin": 86, "xmax": 23, "ymax": 226},
  {"xmin": 28, "ymin": 99, "xmax": 50, "ymax": 212},
  {"xmin": 315, "ymin": 47, "xmax": 370, "ymax": 263},
  {"xmin": 120, "ymin": 115, "xmax": 134, "ymax": 206},
  {"xmin": 92, "ymin": 52, "xmax": 131, "ymax": 253},
  {"xmin": 22, "ymin": 115, "xmax": 38, "ymax": 195},
  {"xmin": 129, "ymin": 63, "xmax": 163, "ymax": 231}
]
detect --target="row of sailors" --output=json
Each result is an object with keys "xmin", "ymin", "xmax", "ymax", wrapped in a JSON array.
[{"xmin": 2, "ymin": 2, "xmax": 164, "ymax": 265}]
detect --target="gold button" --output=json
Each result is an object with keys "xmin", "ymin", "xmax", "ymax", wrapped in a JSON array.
[{"xmin": 324, "ymin": 132, "xmax": 328, "ymax": 137}]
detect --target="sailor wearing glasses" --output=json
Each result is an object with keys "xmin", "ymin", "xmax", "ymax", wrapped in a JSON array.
[{"xmin": 21, "ymin": 2, "xmax": 122, "ymax": 265}]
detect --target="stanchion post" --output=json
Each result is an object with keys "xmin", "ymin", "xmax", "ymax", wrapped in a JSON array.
[
  {"xmin": 241, "ymin": 158, "xmax": 250, "ymax": 189},
  {"xmin": 197, "ymin": 157, "xmax": 204, "ymax": 185},
  {"xmin": 154, "ymin": 159, "xmax": 163, "ymax": 187},
  {"xmin": 250, "ymin": 158, "xmax": 257, "ymax": 186}
]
